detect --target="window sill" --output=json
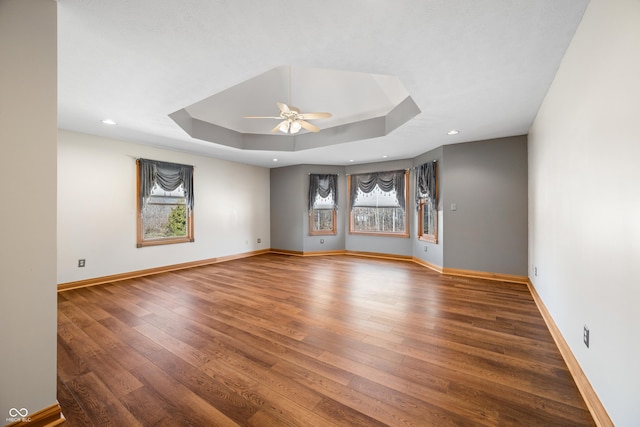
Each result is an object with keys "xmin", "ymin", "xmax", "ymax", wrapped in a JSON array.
[
  {"xmin": 137, "ymin": 237, "xmax": 194, "ymax": 248},
  {"xmin": 348, "ymin": 231, "xmax": 410, "ymax": 238}
]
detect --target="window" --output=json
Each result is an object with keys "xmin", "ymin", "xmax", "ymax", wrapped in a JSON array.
[
  {"xmin": 419, "ymin": 197, "xmax": 437, "ymax": 242},
  {"xmin": 416, "ymin": 161, "xmax": 438, "ymax": 243},
  {"xmin": 349, "ymin": 170, "xmax": 408, "ymax": 237},
  {"xmin": 137, "ymin": 158, "xmax": 194, "ymax": 247},
  {"xmin": 309, "ymin": 174, "xmax": 337, "ymax": 235}
]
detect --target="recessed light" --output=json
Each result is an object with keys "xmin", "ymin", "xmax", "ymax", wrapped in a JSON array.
[
  {"xmin": 349, "ymin": 160, "xmax": 354, "ymax": 162},
  {"xmin": 101, "ymin": 119, "xmax": 117, "ymax": 125},
  {"xmin": 447, "ymin": 129, "xmax": 460, "ymax": 135},
  {"xmin": 382, "ymin": 155, "xmax": 388, "ymax": 158},
  {"xmin": 272, "ymin": 158, "xmax": 278, "ymax": 162}
]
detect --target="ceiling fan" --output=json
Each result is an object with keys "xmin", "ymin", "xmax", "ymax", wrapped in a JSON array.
[{"xmin": 245, "ymin": 102, "xmax": 332, "ymax": 134}]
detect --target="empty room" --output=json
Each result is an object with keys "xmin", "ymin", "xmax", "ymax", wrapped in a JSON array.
[{"xmin": 1, "ymin": 0, "xmax": 638, "ymax": 426}]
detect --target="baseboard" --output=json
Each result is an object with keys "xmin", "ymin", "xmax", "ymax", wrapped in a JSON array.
[
  {"xmin": 57, "ymin": 249, "xmax": 269, "ymax": 292},
  {"xmin": 269, "ymin": 248, "xmax": 304, "ymax": 256},
  {"xmin": 441, "ymin": 267, "xmax": 529, "ymax": 284},
  {"xmin": 270, "ymin": 249, "xmax": 412, "ymax": 261},
  {"xmin": 345, "ymin": 250, "xmax": 413, "ymax": 262},
  {"xmin": 6, "ymin": 403, "xmax": 65, "ymax": 427},
  {"xmin": 59, "ymin": 249, "xmax": 525, "ymax": 291},
  {"xmin": 300, "ymin": 250, "xmax": 347, "ymax": 256},
  {"xmin": 412, "ymin": 256, "xmax": 444, "ymax": 273},
  {"xmin": 526, "ymin": 280, "xmax": 613, "ymax": 427},
  {"xmin": 215, "ymin": 249, "xmax": 271, "ymax": 263}
]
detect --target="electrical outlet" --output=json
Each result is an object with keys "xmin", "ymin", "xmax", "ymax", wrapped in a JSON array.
[
  {"xmin": 534, "ymin": 266, "xmax": 538, "ymax": 277},
  {"xmin": 78, "ymin": 259, "xmax": 86, "ymax": 268},
  {"xmin": 320, "ymin": 239, "xmax": 324, "ymax": 244},
  {"xmin": 583, "ymin": 325, "xmax": 590, "ymax": 348},
  {"xmin": 257, "ymin": 238, "xmax": 261, "ymax": 243},
  {"xmin": 423, "ymin": 245, "xmax": 428, "ymax": 252}
]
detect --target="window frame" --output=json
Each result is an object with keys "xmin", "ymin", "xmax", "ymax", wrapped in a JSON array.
[
  {"xmin": 136, "ymin": 159, "xmax": 194, "ymax": 248},
  {"xmin": 348, "ymin": 170, "xmax": 410, "ymax": 238},
  {"xmin": 416, "ymin": 161, "xmax": 438, "ymax": 244},
  {"xmin": 308, "ymin": 174, "xmax": 338, "ymax": 236},
  {"xmin": 418, "ymin": 197, "xmax": 438, "ymax": 243},
  {"xmin": 309, "ymin": 206, "xmax": 337, "ymax": 236}
]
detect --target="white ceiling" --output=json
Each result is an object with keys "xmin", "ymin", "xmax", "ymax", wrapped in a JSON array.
[{"xmin": 57, "ymin": 0, "xmax": 589, "ymax": 168}]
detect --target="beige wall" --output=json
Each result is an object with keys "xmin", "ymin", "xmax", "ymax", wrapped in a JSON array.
[
  {"xmin": 528, "ymin": 0, "xmax": 640, "ymax": 424},
  {"xmin": 0, "ymin": 0, "xmax": 58, "ymax": 423},
  {"xmin": 57, "ymin": 130, "xmax": 271, "ymax": 284}
]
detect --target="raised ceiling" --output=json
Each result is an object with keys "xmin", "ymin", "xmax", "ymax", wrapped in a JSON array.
[
  {"xmin": 57, "ymin": 0, "xmax": 589, "ymax": 168},
  {"xmin": 169, "ymin": 65, "xmax": 421, "ymax": 151}
]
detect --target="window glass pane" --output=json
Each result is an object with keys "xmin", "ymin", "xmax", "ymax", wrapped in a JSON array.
[
  {"xmin": 352, "ymin": 206, "xmax": 405, "ymax": 233},
  {"xmin": 312, "ymin": 209, "xmax": 334, "ymax": 231},
  {"xmin": 142, "ymin": 184, "xmax": 188, "ymax": 240},
  {"xmin": 143, "ymin": 204, "xmax": 188, "ymax": 239},
  {"xmin": 422, "ymin": 198, "xmax": 436, "ymax": 236}
]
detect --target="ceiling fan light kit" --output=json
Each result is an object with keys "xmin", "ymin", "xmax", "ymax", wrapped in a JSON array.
[{"xmin": 248, "ymin": 101, "xmax": 332, "ymax": 135}]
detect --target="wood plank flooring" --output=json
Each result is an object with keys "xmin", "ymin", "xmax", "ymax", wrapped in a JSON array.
[{"xmin": 57, "ymin": 253, "xmax": 595, "ymax": 426}]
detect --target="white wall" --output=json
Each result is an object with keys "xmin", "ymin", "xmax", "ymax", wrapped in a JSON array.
[
  {"xmin": 57, "ymin": 130, "xmax": 270, "ymax": 284},
  {"xmin": 0, "ymin": 0, "xmax": 58, "ymax": 423},
  {"xmin": 528, "ymin": 0, "xmax": 640, "ymax": 424}
]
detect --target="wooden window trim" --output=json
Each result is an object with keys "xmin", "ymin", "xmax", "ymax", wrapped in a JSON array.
[
  {"xmin": 309, "ymin": 208, "xmax": 337, "ymax": 236},
  {"xmin": 136, "ymin": 160, "xmax": 194, "ymax": 248},
  {"xmin": 418, "ymin": 198, "xmax": 438, "ymax": 243}
]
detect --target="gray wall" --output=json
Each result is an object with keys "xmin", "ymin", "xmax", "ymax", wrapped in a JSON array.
[
  {"xmin": 302, "ymin": 165, "xmax": 347, "ymax": 253},
  {"xmin": 270, "ymin": 166, "xmax": 306, "ymax": 252},
  {"xmin": 271, "ymin": 164, "xmax": 347, "ymax": 253},
  {"xmin": 269, "ymin": 138, "xmax": 528, "ymax": 277},
  {"xmin": 0, "ymin": 0, "xmax": 59, "ymax": 420},
  {"xmin": 442, "ymin": 136, "xmax": 528, "ymax": 275},
  {"xmin": 345, "ymin": 159, "xmax": 414, "ymax": 257}
]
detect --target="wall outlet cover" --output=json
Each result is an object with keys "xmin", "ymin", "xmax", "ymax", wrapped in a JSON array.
[{"xmin": 583, "ymin": 325, "xmax": 590, "ymax": 348}]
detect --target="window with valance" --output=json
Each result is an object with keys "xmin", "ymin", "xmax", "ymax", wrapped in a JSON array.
[
  {"xmin": 416, "ymin": 161, "xmax": 438, "ymax": 243},
  {"xmin": 348, "ymin": 169, "xmax": 408, "ymax": 237},
  {"xmin": 136, "ymin": 158, "xmax": 194, "ymax": 247},
  {"xmin": 308, "ymin": 174, "xmax": 338, "ymax": 235}
]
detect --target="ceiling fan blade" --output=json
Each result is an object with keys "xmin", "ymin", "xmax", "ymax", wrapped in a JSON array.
[
  {"xmin": 297, "ymin": 119, "xmax": 320, "ymax": 133},
  {"xmin": 271, "ymin": 120, "xmax": 287, "ymax": 133},
  {"xmin": 300, "ymin": 112, "xmax": 332, "ymax": 120},
  {"xmin": 277, "ymin": 102, "xmax": 290, "ymax": 113},
  {"xmin": 244, "ymin": 116, "xmax": 282, "ymax": 119}
]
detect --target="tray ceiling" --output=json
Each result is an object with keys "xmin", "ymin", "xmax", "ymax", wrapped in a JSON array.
[{"xmin": 57, "ymin": 0, "xmax": 589, "ymax": 167}]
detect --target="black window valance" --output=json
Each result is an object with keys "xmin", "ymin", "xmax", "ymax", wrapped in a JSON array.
[
  {"xmin": 415, "ymin": 161, "xmax": 437, "ymax": 210},
  {"xmin": 308, "ymin": 174, "xmax": 338, "ymax": 212},
  {"xmin": 349, "ymin": 170, "xmax": 406, "ymax": 210},
  {"xmin": 138, "ymin": 158, "xmax": 194, "ymax": 211}
]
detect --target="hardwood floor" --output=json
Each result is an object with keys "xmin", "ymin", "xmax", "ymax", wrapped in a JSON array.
[{"xmin": 57, "ymin": 253, "xmax": 595, "ymax": 426}]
